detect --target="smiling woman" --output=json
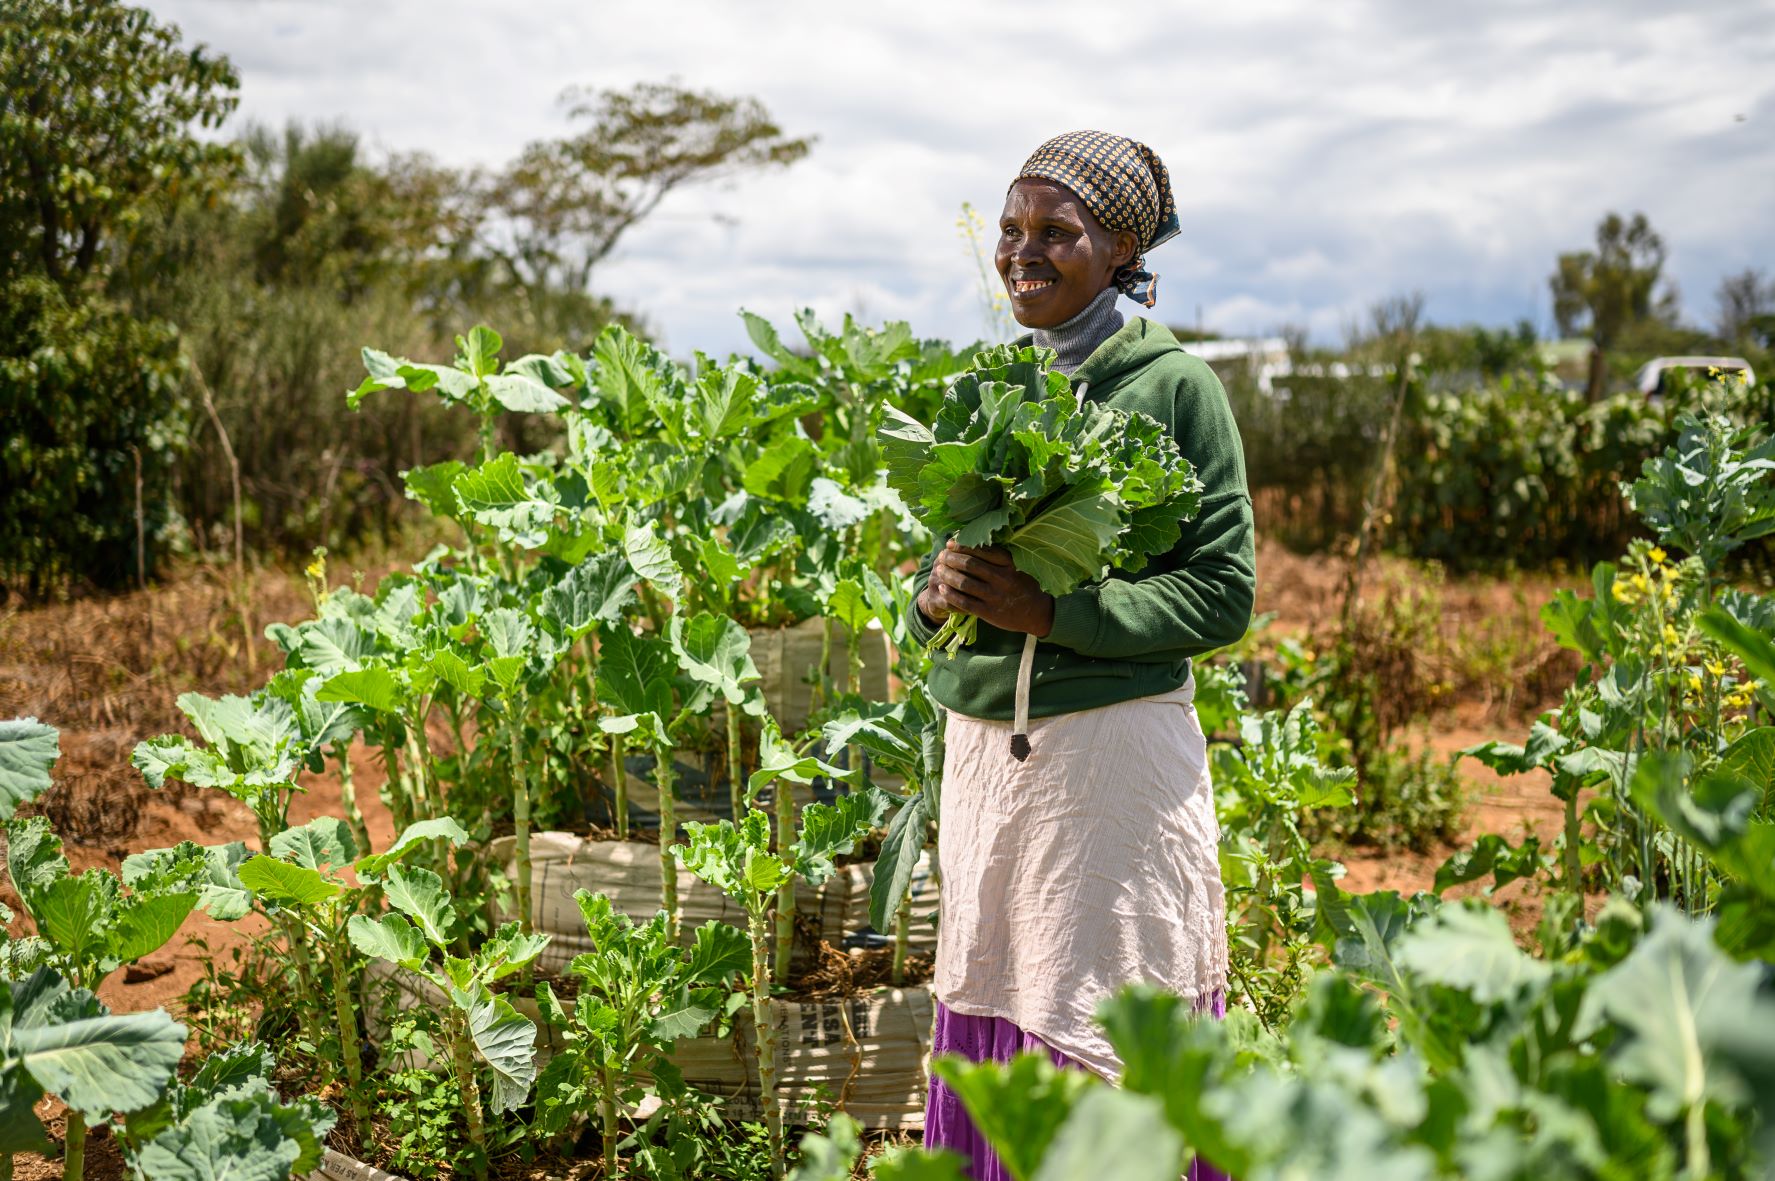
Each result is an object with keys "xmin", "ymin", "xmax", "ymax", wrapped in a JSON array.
[{"xmin": 911, "ymin": 131, "xmax": 1250, "ymax": 1181}]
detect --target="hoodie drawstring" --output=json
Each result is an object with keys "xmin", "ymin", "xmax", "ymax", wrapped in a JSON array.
[{"xmin": 1010, "ymin": 380, "xmax": 1092, "ymax": 762}]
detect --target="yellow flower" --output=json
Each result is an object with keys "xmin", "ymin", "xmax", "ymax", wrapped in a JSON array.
[
  {"xmin": 1612, "ymin": 581, "xmax": 1635, "ymax": 604},
  {"xmin": 1663, "ymin": 625, "xmax": 1681, "ymax": 646},
  {"xmin": 1706, "ymin": 660, "xmax": 1727, "ymax": 677},
  {"xmin": 1648, "ymin": 547, "xmax": 1667, "ymax": 565},
  {"xmin": 1686, "ymin": 672, "xmax": 1704, "ymax": 694},
  {"xmin": 1631, "ymin": 573, "xmax": 1650, "ymax": 593}
]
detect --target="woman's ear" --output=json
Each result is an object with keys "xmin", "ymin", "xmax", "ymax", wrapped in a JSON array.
[{"xmin": 1112, "ymin": 230, "xmax": 1139, "ymax": 269}]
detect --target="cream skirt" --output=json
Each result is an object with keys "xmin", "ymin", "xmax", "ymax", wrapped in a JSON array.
[{"xmin": 931, "ymin": 678, "xmax": 1227, "ymax": 1081}]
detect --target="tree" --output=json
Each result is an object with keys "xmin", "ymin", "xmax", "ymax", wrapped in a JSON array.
[
  {"xmin": 483, "ymin": 82, "xmax": 813, "ymax": 318},
  {"xmin": 1715, "ymin": 268, "xmax": 1774, "ymax": 348},
  {"xmin": 0, "ymin": 0, "xmax": 239, "ymax": 287},
  {"xmin": 1550, "ymin": 212, "xmax": 1677, "ymax": 401}
]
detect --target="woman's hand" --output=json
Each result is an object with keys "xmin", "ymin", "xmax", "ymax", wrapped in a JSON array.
[{"xmin": 917, "ymin": 539, "xmax": 1055, "ymax": 637}]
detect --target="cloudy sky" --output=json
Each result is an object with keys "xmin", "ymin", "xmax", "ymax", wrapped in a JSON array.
[{"xmin": 148, "ymin": 0, "xmax": 1775, "ymax": 356}]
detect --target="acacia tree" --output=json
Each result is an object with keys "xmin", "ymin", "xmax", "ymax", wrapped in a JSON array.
[
  {"xmin": 483, "ymin": 82, "xmax": 813, "ymax": 317},
  {"xmin": 1550, "ymin": 211, "xmax": 1677, "ymax": 401}
]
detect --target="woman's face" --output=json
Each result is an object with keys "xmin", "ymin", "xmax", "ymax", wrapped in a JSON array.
[{"xmin": 996, "ymin": 179, "xmax": 1137, "ymax": 329}]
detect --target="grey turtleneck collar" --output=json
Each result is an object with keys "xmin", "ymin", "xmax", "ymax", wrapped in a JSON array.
[{"xmin": 1032, "ymin": 286, "xmax": 1124, "ymax": 376}]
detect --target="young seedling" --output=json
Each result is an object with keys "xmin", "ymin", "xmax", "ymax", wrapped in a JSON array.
[
  {"xmin": 0, "ymin": 969, "xmax": 186, "ymax": 1181},
  {"xmin": 532, "ymin": 892, "xmax": 749, "ymax": 1175},
  {"xmin": 679, "ymin": 791, "xmax": 885, "ymax": 1180},
  {"xmin": 348, "ymin": 864, "xmax": 549, "ymax": 1180},
  {"xmin": 237, "ymin": 815, "xmax": 469, "ymax": 1144},
  {"xmin": 747, "ymin": 718, "xmax": 857, "ymax": 980}
]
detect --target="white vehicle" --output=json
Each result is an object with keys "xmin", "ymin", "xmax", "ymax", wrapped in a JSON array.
[{"xmin": 1634, "ymin": 355, "xmax": 1756, "ymax": 397}]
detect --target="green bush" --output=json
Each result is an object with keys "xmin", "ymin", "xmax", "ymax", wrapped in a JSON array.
[{"xmin": 0, "ymin": 276, "xmax": 185, "ymax": 595}]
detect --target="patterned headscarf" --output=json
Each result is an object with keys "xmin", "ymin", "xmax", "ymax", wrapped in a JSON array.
[{"xmin": 1013, "ymin": 130, "xmax": 1180, "ymax": 308}]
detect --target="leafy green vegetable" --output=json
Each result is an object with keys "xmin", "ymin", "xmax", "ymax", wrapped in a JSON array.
[{"xmin": 880, "ymin": 343, "xmax": 1202, "ymax": 652}]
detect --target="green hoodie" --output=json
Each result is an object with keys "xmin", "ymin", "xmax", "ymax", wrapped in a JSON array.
[{"xmin": 907, "ymin": 317, "xmax": 1255, "ymax": 720}]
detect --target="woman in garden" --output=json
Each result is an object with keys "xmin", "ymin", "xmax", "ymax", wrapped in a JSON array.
[{"xmin": 911, "ymin": 131, "xmax": 1253, "ymax": 1181}]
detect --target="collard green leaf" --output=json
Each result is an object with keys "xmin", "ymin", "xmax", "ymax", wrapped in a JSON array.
[
  {"xmin": 869, "ymin": 789, "xmax": 931, "ymax": 932},
  {"xmin": 743, "ymin": 436, "xmax": 817, "ymax": 504},
  {"xmin": 346, "ymin": 914, "xmax": 427, "ymax": 969},
  {"xmin": 109, "ymin": 892, "xmax": 199, "ymax": 965},
  {"xmin": 467, "ymin": 991, "xmax": 539, "ymax": 1114},
  {"xmin": 485, "ymin": 371, "xmax": 570, "ymax": 415},
  {"xmin": 1432, "ymin": 834, "xmax": 1547, "ymax": 895},
  {"xmin": 932, "ymin": 1053, "xmax": 1094, "ymax": 1181},
  {"xmin": 622, "ymin": 519, "xmax": 685, "ymax": 602},
  {"xmin": 237, "ymin": 857, "xmax": 340, "ymax": 909},
  {"xmin": 381, "ymin": 864, "xmax": 456, "ymax": 947},
  {"xmin": 596, "ymin": 625, "xmax": 675, "ymax": 727},
  {"xmin": 541, "ymin": 552, "xmax": 639, "ymax": 640},
  {"xmin": 685, "ymin": 920, "xmax": 751, "ymax": 987},
  {"xmin": 669, "ymin": 613, "xmax": 760, "ymax": 705},
  {"xmin": 315, "ymin": 667, "xmax": 404, "ymax": 714},
  {"xmin": 355, "ymin": 817, "xmax": 470, "ymax": 880},
  {"xmin": 1583, "ymin": 908, "xmax": 1775, "ymax": 1124},
  {"xmin": 37, "ymin": 872, "xmax": 118, "ymax": 971},
  {"xmin": 460, "ymin": 325, "xmax": 502, "ymax": 379},
  {"xmin": 7, "ymin": 969, "xmax": 186, "ymax": 1120},
  {"xmin": 122, "ymin": 843, "xmax": 251, "ymax": 922},
  {"xmin": 1031, "ymin": 1087, "xmax": 1184, "ymax": 1181},
  {"xmin": 268, "ymin": 816, "xmax": 357, "ymax": 872},
  {"xmin": 1002, "ymin": 484, "xmax": 1122, "ymax": 597},
  {"xmin": 0, "ymin": 718, "xmax": 58, "ymax": 820},
  {"xmin": 1394, "ymin": 904, "xmax": 1549, "ymax": 1004},
  {"xmin": 794, "ymin": 790, "xmax": 890, "ymax": 888}
]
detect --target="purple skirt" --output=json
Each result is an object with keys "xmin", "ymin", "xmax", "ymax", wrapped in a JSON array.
[{"xmin": 925, "ymin": 1000, "xmax": 1232, "ymax": 1181}]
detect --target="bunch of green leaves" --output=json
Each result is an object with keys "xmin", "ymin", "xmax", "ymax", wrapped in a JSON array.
[
  {"xmin": 119, "ymin": 1041, "xmax": 335, "ymax": 1181},
  {"xmin": 532, "ymin": 892, "xmax": 749, "ymax": 1173},
  {"xmin": 1622, "ymin": 411, "xmax": 1775, "ymax": 574},
  {"xmin": 936, "ymin": 896, "xmax": 1775, "ymax": 1181},
  {"xmin": 0, "ymin": 968, "xmax": 187, "ymax": 1178},
  {"xmin": 1212, "ymin": 701, "xmax": 1357, "ymax": 1027},
  {"xmin": 880, "ymin": 343, "xmax": 1202, "ymax": 652}
]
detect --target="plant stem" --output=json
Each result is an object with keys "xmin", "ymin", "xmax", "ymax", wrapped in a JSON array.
[
  {"xmin": 60, "ymin": 1112, "xmax": 83, "ymax": 1181},
  {"xmin": 774, "ymin": 780, "xmax": 797, "ymax": 982},
  {"xmin": 508, "ymin": 706, "xmax": 533, "ymax": 934},
  {"xmin": 327, "ymin": 934, "xmax": 373, "ymax": 1144},
  {"xmin": 726, "ymin": 704, "xmax": 745, "ymax": 822},
  {"xmin": 609, "ymin": 730, "xmax": 629, "ymax": 839},
  {"xmin": 750, "ymin": 907, "xmax": 784, "ymax": 1181},
  {"xmin": 815, "ymin": 616, "xmax": 832, "ymax": 712},
  {"xmin": 600, "ymin": 1066, "xmax": 621, "ymax": 1179},
  {"xmin": 657, "ymin": 743, "xmax": 679, "ymax": 940},
  {"xmin": 1562, "ymin": 788, "xmax": 1582, "ymax": 895},
  {"xmin": 336, "ymin": 746, "xmax": 371, "ymax": 858},
  {"xmin": 448, "ymin": 1011, "xmax": 488, "ymax": 1181},
  {"xmin": 381, "ymin": 742, "xmax": 412, "ymax": 833},
  {"xmin": 892, "ymin": 886, "xmax": 912, "ymax": 987}
]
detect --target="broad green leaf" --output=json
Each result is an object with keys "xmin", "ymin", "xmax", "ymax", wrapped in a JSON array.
[
  {"xmin": 482, "ymin": 922, "xmax": 551, "ymax": 980},
  {"xmin": 869, "ymin": 789, "xmax": 930, "ymax": 932},
  {"xmin": 1394, "ymin": 904, "xmax": 1549, "ymax": 1003},
  {"xmin": 695, "ymin": 365, "xmax": 759, "ymax": 442},
  {"xmin": 355, "ymin": 817, "xmax": 470, "ymax": 880},
  {"xmin": 268, "ymin": 816, "xmax": 357, "ymax": 871},
  {"xmin": 1699, "ymin": 606, "xmax": 1775, "ymax": 685},
  {"xmin": 670, "ymin": 613, "xmax": 759, "ymax": 705},
  {"xmin": 540, "ymin": 552, "xmax": 639, "ymax": 639},
  {"xmin": 122, "ymin": 843, "xmax": 251, "ymax": 923},
  {"xmin": 679, "ymin": 813, "xmax": 773, "ymax": 901},
  {"xmin": 870, "ymin": 1149, "xmax": 971, "ymax": 1181},
  {"xmin": 346, "ymin": 913, "xmax": 428, "ymax": 969},
  {"xmin": 403, "ymin": 460, "xmax": 468, "ymax": 519},
  {"xmin": 37, "ymin": 873, "xmax": 117, "ymax": 971},
  {"xmin": 932, "ymin": 1053, "xmax": 1094, "ymax": 1181},
  {"xmin": 622, "ymin": 520, "xmax": 685, "ymax": 602},
  {"xmin": 1717, "ymin": 727, "xmax": 1775, "ymax": 807},
  {"xmin": 7, "ymin": 970, "xmax": 186, "ymax": 1120},
  {"xmin": 315, "ymin": 667, "xmax": 404, "ymax": 714},
  {"xmin": 237, "ymin": 856, "xmax": 340, "ymax": 909},
  {"xmin": 685, "ymin": 920, "xmax": 751, "ymax": 987},
  {"xmin": 5, "ymin": 815, "xmax": 69, "ymax": 915},
  {"xmin": 1583, "ymin": 908, "xmax": 1775, "ymax": 1123},
  {"xmin": 0, "ymin": 718, "xmax": 58, "ymax": 820},
  {"xmin": 825, "ymin": 577, "xmax": 873, "ymax": 637},
  {"xmin": 425, "ymin": 647, "xmax": 487, "ymax": 700},
  {"xmin": 482, "ymin": 606, "xmax": 533, "ymax": 662},
  {"xmin": 749, "ymin": 716, "xmax": 853, "ymax": 801},
  {"xmin": 649, "ymin": 986, "xmax": 717, "ymax": 1043},
  {"xmin": 1003, "ymin": 484, "xmax": 1122, "ymax": 597},
  {"xmin": 794, "ymin": 790, "xmax": 890, "ymax": 888},
  {"xmin": 467, "ymin": 991, "xmax": 539, "ymax": 1114},
  {"xmin": 109, "ymin": 892, "xmax": 199, "ymax": 965},
  {"xmin": 381, "ymin": 864, "xmax": 455, "ymax": 947},
  {"xmin": 743, "ymin": 435, "xmax": 817, "ymax": 504},
  {"xmin": 596, "ymin": 625, "xmax": 675, "ymax": 723},
  {"xmin": 1032, "ymin": 1087, "xmax": 1183, "ymax": 1181},
  {"xmin": 1432, "ymin": 834, "xmax": 1546, "ymax": 895},
  {"xmin": 454, "ymin": 453, "xmax": 559, "ymax": 541},
  {"xmin": 0, "ymin": 1064, "xmax": 50, "ymax": 1155},
  {"xmin": 130, "ymin": 1090, "xmax": 325, "ymax": 1181},
  {"xmin": 485, "ymin": 371, "xmax": 570, "ymax": 414}
]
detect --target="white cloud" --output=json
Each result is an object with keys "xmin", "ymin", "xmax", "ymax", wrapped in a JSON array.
[{"xmin": 149, "ymin": 0, "xmax": 1775, "ymax": 351}]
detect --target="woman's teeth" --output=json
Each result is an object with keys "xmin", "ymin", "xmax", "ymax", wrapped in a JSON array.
[{"xmin": 1013, "ymin": 279, "xmax": 1054, "ymax": 294}]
